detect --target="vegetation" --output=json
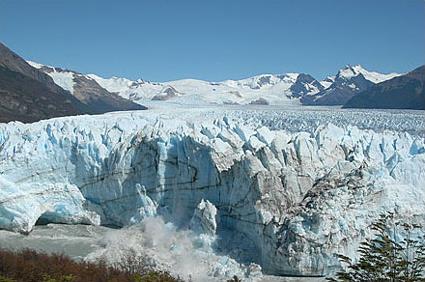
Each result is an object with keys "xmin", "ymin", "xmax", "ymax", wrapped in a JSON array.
[
  {"xmin": 328, "ymin": 212, "xmax": 425, "ymax": 282},
  {"xmin": 0, "ymin": 248, "xmax": 181, "ymax": 282},
  {"xmin": 226, "ymin": 275, "xmax": 242, "ymax": 282}
]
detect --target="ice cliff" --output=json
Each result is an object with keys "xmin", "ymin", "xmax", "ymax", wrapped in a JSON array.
[{"xmin": 0, "ymin": 109, "xmax": 424, "ymax": 276}]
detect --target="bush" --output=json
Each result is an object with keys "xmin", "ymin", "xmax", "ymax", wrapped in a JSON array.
[
  {"xmin": 0, "ymin": 248, "xmax": 182, "ymax": 282},
  {"xmin": 113, "ymin": 249, "xmax": 157, "ymax": 276},
  {"xmin": 134, "ymin": 271, "xmax": 182, "ymax": 282},
  {"xmin": 226, "ymin": 275, "xmax": 242, "ymax": 282},
  {"xmin": 328, "ymin": 212, "xmax": 425, "ymax": 282}
]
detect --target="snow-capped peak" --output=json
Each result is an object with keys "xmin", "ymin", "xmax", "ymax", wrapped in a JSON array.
[
  {"xmin": 337, "ymin": 64, "xmax": 401, "ymax": 84},
  {"xmin": 221, "ymin": 73, "xmax": 300, "ymax": 90},
  {"xmin": 320, "ymin": 76, "xmax": 335, "ymax": 89},
  {"xmin": 27, "ymin": 60, "xmax": 44, "ymax": 69},
  {"xmin": 337, "ymin": 65, "xmax": 365, "ymax": 79},
  {"xmin": 87, "ymin": 74, "xmax": 134, "ymax": 93},
  {"xmin": 25, "ymin": 59, "xmax": 404, "ymax": 107},
  {"xmin": 280, "ymin": 72, "xmax": 300, "ymax": 81}
]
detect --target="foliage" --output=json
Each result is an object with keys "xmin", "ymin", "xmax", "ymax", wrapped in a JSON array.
[
  {"xmin": 0, "ymin": 275, "xmax": 16, "ymax": 282},
  {"xmin": 0, "ymin": 248, "xmax": 182, "ymax": 282},
  {"xmin": 134, "ymin": 271, "xmax": 183, "ymax": 282},
  {"xmin": 328, "ymin": 212, "xmax": 425, "ymax": 282},
  {"xmin": 227, "ymin": 275, "xmax": 243, "ymax": 282},
  {"xmin": 115, "ymin": 249, "xmax": 184, "ymax": 281},
  {"xmin": 113, "ymin": 249, "xmax": 157, "ymax": 276}
]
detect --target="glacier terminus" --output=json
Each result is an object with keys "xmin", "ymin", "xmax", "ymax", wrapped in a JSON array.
[{"xmin": 0, "ymin": 106, "xmax": 424, "ymax": 280}]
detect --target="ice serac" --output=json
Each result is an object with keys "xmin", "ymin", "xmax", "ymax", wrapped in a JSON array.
[
  {"xmin": 0, "ymin": 111, "xmax": 424, "ymax": 276},
  {"xmin": 189, "ymin": 199, "xmax": 218, "ymax": 236}
]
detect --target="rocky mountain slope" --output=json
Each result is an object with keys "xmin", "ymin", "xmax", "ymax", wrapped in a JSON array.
[
  {"xmin": 301, "ymin": 65, "xmax": 400, "ymax": 105},
  {"xmin": 0, "ymin": 42, "xmax": 88, "ymax": 123},
  {"xmin": 0, "ymin": 108, "xmax": 424, "ymax": 277},
  {"xmin": 0, "ymin": 42, "xmax": 146, "ymax": 123},
  {"xmin": 344, "ymin": 65, "xmax": 425, "ymax": 110},
  {"xmin": 1, "ymin": 40, "xmax": 417, "ymax": 124},
  {"xmin": 29, "ymin": 62, "xmax": 146, "ymax": 114}
]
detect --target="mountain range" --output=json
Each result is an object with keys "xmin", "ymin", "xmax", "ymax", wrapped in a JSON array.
[
  {"xmin": 0, "ymin": 42, "xmax": 423, "ymax": 123},
  {"xmin": 85, "ymin": 64, "xmax": 423, "ymax": 110},
  {"xmin": 0, "ymin": 42, "xmax": 145, "ymax": 123},
  {"xmin": 344, "ymin": 65, "xmax": 425, "ymax": 110},
  {"xmin": 301, "ymin": 65, "xmax": 399, "ymax": 105},
  {"xmin": 83, "ymin": 65, "xmax": 402, "ymax": 107}
]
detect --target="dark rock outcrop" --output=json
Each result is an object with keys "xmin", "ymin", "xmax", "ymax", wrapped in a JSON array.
[
  {"xmin": 0, "ymin": 43, "xmax": 89, "ymax": 123},
  {"xmin": 301, "ymin": 66, "xmax": 374, "ymax": 106},
  {"xmin": 343, "ymin": 65, "xmax": 425, "ymax": 110},
  {"xmin": 39, "ymin": 65, "xmax": 146, "ymax": 114},
  {"xmin": 0, "ymin": 42, "xmax": 146, "ymax": 123},
  {"xmin": 249, "ymin": 98, "xmax": 269, "ymax": 105},
  {"xmin": 152, "ymin": 86, "xmax": 180, "ymax": 101},
  {"xmin": 289, "ymin": 73, "xmax": 324, "ymax": 98}
]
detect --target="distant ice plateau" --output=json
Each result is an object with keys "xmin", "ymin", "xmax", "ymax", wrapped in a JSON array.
[
  {"xmin": 0, "ymin": 106, "xmax": 424, "ymax": 280},
  {"xmin": 28, "ymin": 60, "xmax": 403, "ymax": 107}
]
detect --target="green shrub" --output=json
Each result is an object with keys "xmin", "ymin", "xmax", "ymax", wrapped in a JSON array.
[
  {"xmin": 0, "ymin": 248, "xmax": 182, "ymax": 282},
  {"xmin": 328, "ymin": 212, "xmax": 425, "ymax": 282},
  {"xmin": 227, "ymin": 275, "xmax": 242, "ymax": 282},
  {"xmin": 0, "ymin": 275, "xmax": 16, "ymax": 282}
]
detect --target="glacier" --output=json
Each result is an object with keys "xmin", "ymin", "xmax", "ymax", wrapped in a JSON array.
[
  {"xmin": 0, "ymin": 106, "xmax": 424, "ymax": 277},
  {"xmin": 29, "ymin": 60, "xmax": 402, "ymax": 107}
]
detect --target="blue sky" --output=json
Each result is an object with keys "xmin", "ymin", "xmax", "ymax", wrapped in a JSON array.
[{"xmin": 1, "ymin": 0, "xmax": 424, "ymax": 81}]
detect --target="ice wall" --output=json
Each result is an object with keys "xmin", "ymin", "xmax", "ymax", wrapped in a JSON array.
[{"xmin": 0, "ymin": 110, "xmax": 424, "ymax": 276}]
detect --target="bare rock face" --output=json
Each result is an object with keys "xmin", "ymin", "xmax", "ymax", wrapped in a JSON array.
[
  {"xmin": 289, "ymin": 73, "xmax": 324, "ymax": 98},
  {"xmin": 302, "ymin": 66, "xmax": 374, "ymax": 106},
  {"xmin": 0, "ymin": 42, "xmax": 146, "ymax": 123},
  {"xmin": 35, "ymin": 65, "xmax": 147, "ymax": 114},
  {"xmin": 0, "ymin": 43, "xmax": 69, "ymax": 94},
  {"xmin": 249, "ymin": 98, "xmax": 269, "ymax": 105},
  {"xmin": 344, "ymin": 65, "xmax": 425, "ymax": 110},
  {"xmin": 0, "ymin": 111, "xmax": 424, "ymax": 276},
  {"xmin": 0, "ymin": 42, "xmax": 88, "ymax": 123},
  {"xmin": 152, "ymin": 86, "xmax": 180, "ymax": 101}
]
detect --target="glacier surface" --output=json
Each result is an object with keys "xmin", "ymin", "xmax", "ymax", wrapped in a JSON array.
[{"xmin": 0, "ymin": 106, "xmax": 424, "ymax": 277}]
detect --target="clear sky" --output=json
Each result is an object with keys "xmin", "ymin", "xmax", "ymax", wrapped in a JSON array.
[{"xmin": 1, "ymin": 0, "xmax": 424, "ymax": 81}]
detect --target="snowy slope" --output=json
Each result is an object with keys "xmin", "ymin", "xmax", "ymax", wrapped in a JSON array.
[
  {"xmin": 87, "ymin": 65, "xmax": 401, "ymax": 107},
  {"xmin": 87, "ymin": 74, "xmax": 134, "ymax": 93},
  {"xmin": 28, "ymin": 61, "xmax": 75, "ymax": 93},
  {"xmin": 28, "ymin": 60, "xmax": 401, "ymax": 107},
  {"xmin": 0, "ymin": 107, "xmax": 424, "ymax": 278},
  {"xmin": 339, "ymin": 64, "xmax": 401, "ymax": 84},
  {"xmin": 27, "ymin": 61, "xmax": 146, "ymax": 113},
  {"xmin": 88, "ymin": 73, "xmax": 326, "ymax": 106},
  {"xmin": 302, "ymin": 65, "xmax": 402, "ymax": 106}
]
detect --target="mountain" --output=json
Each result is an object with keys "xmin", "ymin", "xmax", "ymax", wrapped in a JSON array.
[
  {"xmin": 0, "ymin": 42, "xmax": 146, "ymax": 123},
  {"xmin": 151, "ymin": 85, "xmax": 181, "ymax": 100},
  {"xmin": 29, "ymin": 62, "xmax": 146, "ymax": 114},
  {"xmin": 0, "ymin": 42, "xmax": 89, "ymax": 123},
  {"xmin": 301, "ymin": 65, "xmax": 401, "ymax": 106},
  {"xmin": 344, "ymin": 65, "xmax": 425, "ymax": 110},
  {"xmin": 90, "ymin": 66, "xmax": 405, "ymax": 108},
  {"xmin": 3, "ymin": 40, "xmax": 412, "ymax": 113},
  {"xmin": 88, "ymin": 72, "xmax": 325, "ymax": 106},
  {"xmin": 288, "ymin": 73, "xmax": 324, "ymax": 98}
]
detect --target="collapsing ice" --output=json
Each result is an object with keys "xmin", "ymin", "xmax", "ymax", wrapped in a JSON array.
[{"xmin": 0, "ymin": 110, "xmax": 424, "ymax": 278}]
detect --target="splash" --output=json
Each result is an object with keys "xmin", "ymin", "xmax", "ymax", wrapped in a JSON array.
[{"xmin": 85, "ymin": 216, "xmax": 261, "ymax": 281}]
